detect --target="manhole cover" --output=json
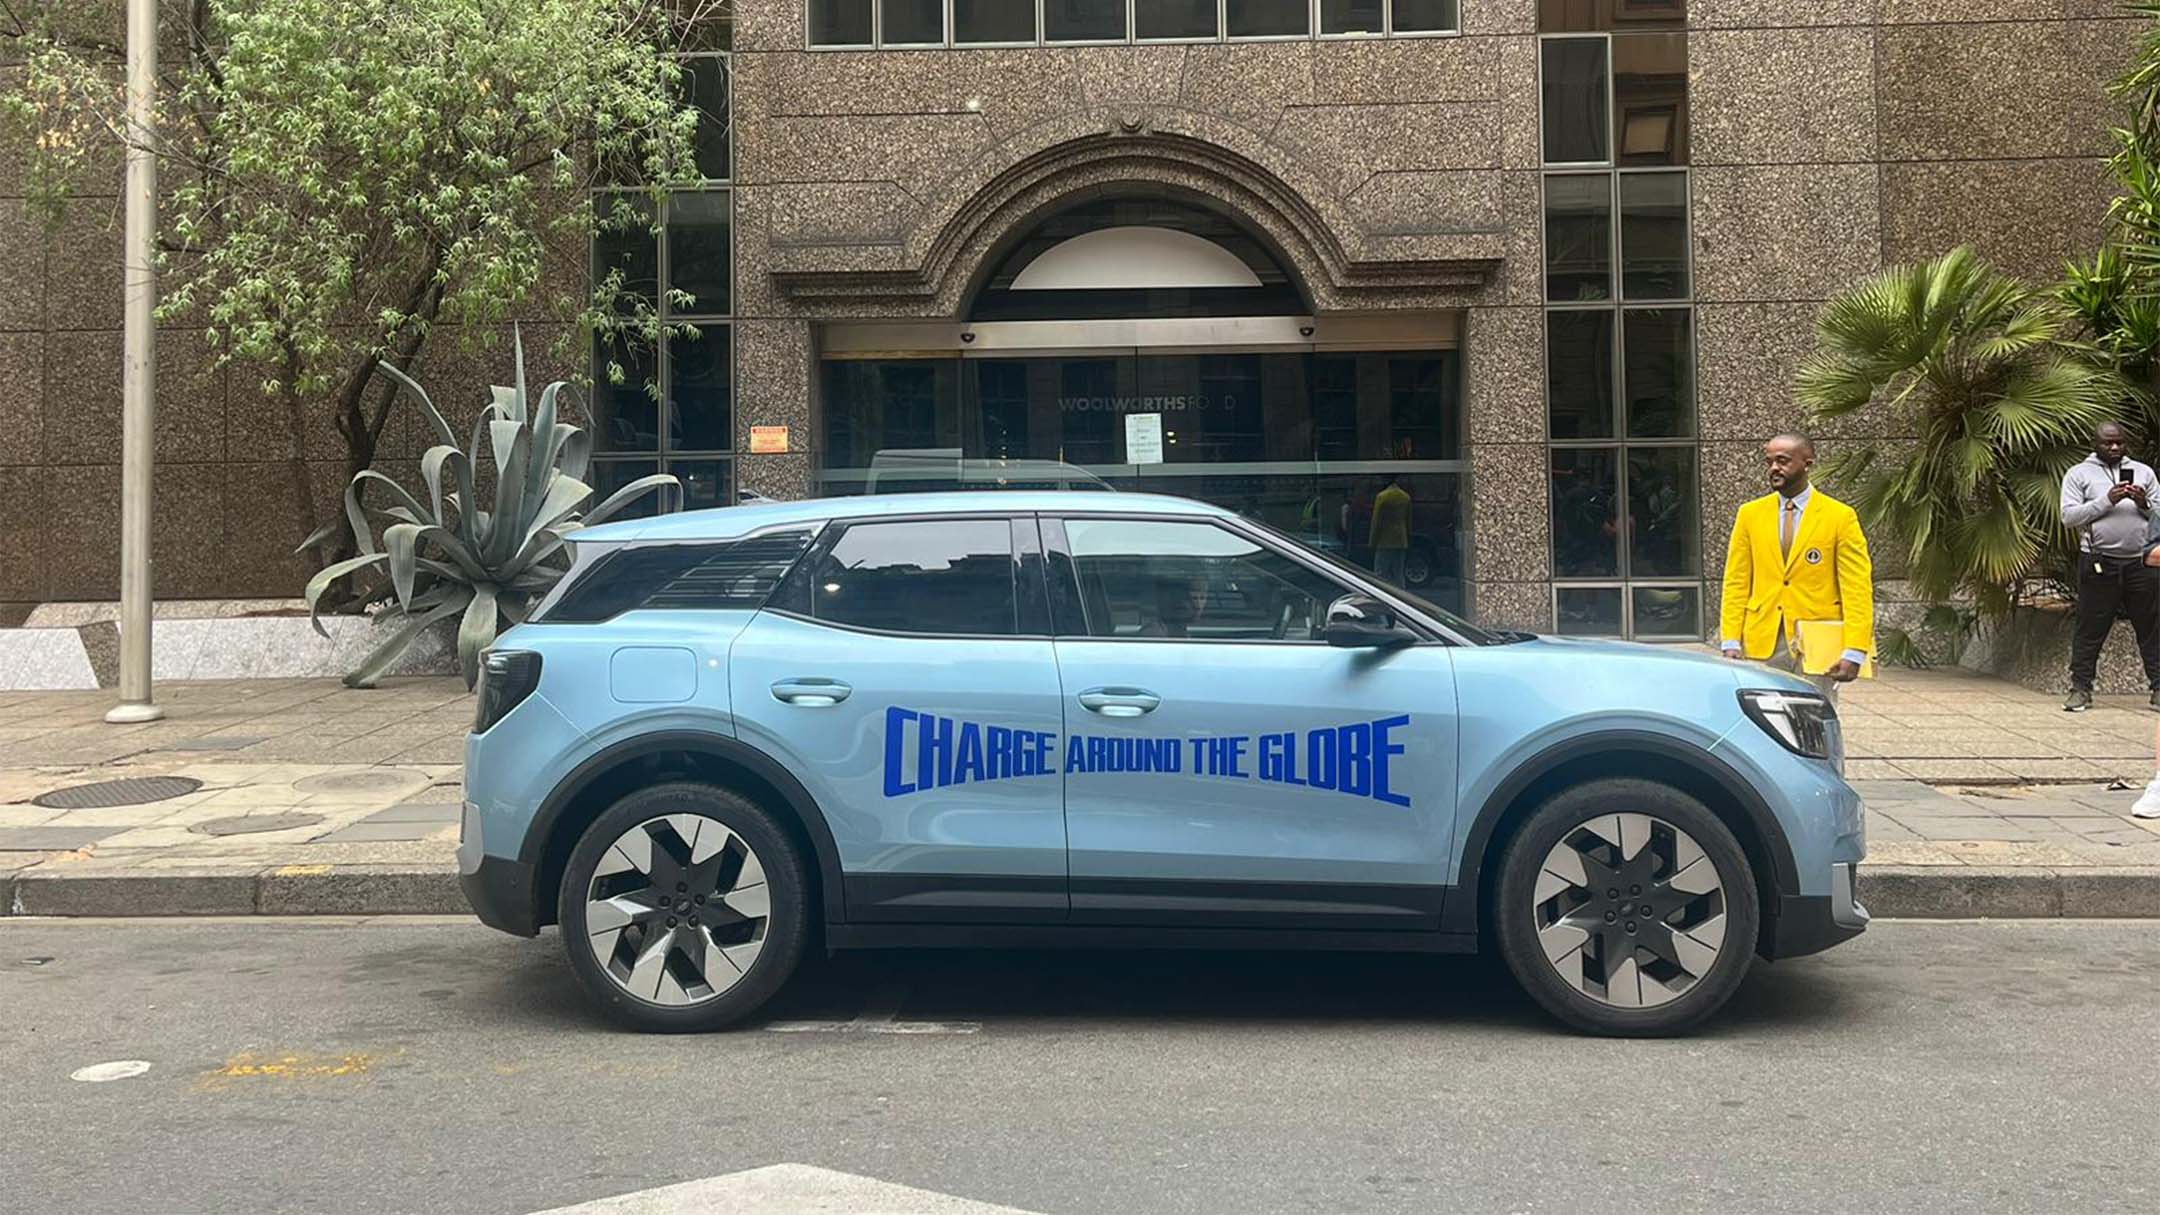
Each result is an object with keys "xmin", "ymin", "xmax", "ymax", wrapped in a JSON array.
[
  {"xmin": 293, "ymin": 769, "xmax": 425, "ymax": 796},
  {"xmin": 33, "ymin": 776, "xmax": 203, "ymax": 810},
  {"xmin": 190, "ymin": 813, "xmax": 325, "ymax": 837}
]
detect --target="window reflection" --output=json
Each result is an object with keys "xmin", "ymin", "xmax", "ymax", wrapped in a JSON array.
[
  {"xmin": 1541, "ymin": 39, "xmax": 1609, "ymax": 165},
  {"xmin": 1545, "ymin": 174, "xmax": 1613, "ymax": 302},
  {"xmin": 1614, "ymin": 32, "xmax": 1689, "ymax": 166},
  {"xmin": 819, "ymin": 351, "xmax": 1466, "ymax": 610},
  {"xmin": 1137, "ymin": 0, "xmax": 1217, "ymax": 40},
  {"xmin": 1625, "ymin": 446, "xmax": 1697, "ymax": 578},
  {"xmin": 1548, "ymin": 310, "xmax": 1616, "ymax": 440},
  {"xmin": 1619, "ymin": 173, "xmax": 1688, "ymax": 300},
  {"xmin": 1623, "ymin": 309, "xmax": 1692, "ymax": 439},
  {"xmin": 1551, "ymin": 448, "xmax": 1621, "ymax": 578}
]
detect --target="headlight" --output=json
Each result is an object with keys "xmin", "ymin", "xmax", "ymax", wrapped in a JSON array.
[{"xmin": 1739, "ymin": 689, "xmax": 1839, "ymax": 761}]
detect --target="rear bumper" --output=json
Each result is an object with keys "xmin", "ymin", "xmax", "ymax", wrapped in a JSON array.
[
  {"xmin": 1763, "ymin": 862, "xmax": 1869, "ymax": 960},
  {"xmin": 459, "ymin": 801, "xmax": 542, "ymax": 937}
]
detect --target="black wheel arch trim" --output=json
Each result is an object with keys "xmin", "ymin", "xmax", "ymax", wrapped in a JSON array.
[
  {"xmin": 518, "ymin": 730, "xmax": 849, "ymax": 927},
  {"xmin": 1441, "ymin": 729, "xmax": 1801, "ymax": 937}
]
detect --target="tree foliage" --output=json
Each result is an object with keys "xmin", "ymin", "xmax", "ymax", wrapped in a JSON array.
[
  {"xmin": 1799, "ymin": 247, "xmax": 2121, "ymax": 620},
  {"xmin": 0, "ymin": 0, "xmax": 725, "ymax": 570}
]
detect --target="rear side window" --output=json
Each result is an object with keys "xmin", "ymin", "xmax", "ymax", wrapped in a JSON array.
[
  {"xmin": 541, "ymin": 530, "xmax": 814, "ymax": 622},
  {"xmin": 809, "ymin": 519, "xmax": 1017, "ymax": 636}
]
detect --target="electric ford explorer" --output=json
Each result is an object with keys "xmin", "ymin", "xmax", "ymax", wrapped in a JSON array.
[{"xmin": 459, "ymin": 492, "xmax": 1867, "ymax": 1036}]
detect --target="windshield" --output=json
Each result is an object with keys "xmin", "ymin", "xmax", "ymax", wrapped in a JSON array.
[{"xmin": 1248, "ymin": 519, "xmax": 1510, "ymax": 646}]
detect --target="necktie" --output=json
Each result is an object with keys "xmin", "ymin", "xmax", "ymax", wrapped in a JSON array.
[{"xmin": 1781, "ymin": 500, "xmax": 1799, "ymax": 559}]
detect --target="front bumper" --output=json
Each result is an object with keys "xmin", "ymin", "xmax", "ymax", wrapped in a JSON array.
[
  {"xmin": 1762, "ymin": 862, "xmax": 1869, "ymax": 960},
  {"xmin": 459, "ymin": 800, "xmax": 542, "ymax": 937}
]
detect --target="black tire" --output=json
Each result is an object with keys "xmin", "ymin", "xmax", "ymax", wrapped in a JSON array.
[
  {"xmin": 557, "ymin": 781, "xmax": 810, "ymax": 1033},
  {"xmin": 1493, "ymin": 778, "xmax": 1759, "ymax": 1037}
]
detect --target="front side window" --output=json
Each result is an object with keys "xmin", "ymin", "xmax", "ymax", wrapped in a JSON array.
[
  {"xmin": 1061, "ymin": 518, "xmax": 1350, "ymax": 642},
  {"xmin": 811, "ymin": 519, "xmax": 1018, "ymax": 636}
]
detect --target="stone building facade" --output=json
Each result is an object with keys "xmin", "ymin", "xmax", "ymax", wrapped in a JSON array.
[{"xmin": 0, "ymin": 1, "xmax": 2142, "ymax": 642}]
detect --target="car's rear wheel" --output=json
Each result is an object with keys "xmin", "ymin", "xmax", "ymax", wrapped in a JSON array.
[
  {"xmin": 1494, "ymin": 778, "xmax": 1759, "ymax": 1037},
  {"xmin": 557, "ymin": 782, "xmax": 808, "ymax": 1032}
]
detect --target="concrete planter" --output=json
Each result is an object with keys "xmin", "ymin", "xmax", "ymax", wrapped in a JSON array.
[{"xmin": 0, "ymin": 601, "xmax": 459, "ymax": 689}]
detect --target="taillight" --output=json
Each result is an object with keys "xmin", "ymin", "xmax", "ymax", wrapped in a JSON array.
[{"xmin": 473, "ymin": 650, "xmax": 542, "ymax": 733}]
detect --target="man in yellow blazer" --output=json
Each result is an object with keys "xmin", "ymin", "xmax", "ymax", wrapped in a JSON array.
[{"xmin": 1720, "ymin": 433, "xmax": 1874, "ymax": 697}]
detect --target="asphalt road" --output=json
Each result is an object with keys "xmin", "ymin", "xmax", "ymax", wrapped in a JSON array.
[{"xmin": 3, "ymin": 917, "xmax": 2155, "ymax": 1214}]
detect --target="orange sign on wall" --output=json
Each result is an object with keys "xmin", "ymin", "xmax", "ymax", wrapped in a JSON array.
[{"xmin": 748, "ymin": 425, "xmax": 789, "ymax": 454}]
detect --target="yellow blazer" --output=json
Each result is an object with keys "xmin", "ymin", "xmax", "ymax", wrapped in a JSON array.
[{"xmin": 1719, "ymin": 490, "xmax": 1875, "ymax": 661}]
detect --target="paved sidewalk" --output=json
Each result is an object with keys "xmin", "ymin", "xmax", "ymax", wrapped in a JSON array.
[{"xmin": 3, "ymin": 668, "xmax": 2160, "ymax": 919}]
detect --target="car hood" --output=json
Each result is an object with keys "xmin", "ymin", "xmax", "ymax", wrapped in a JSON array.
[{"xmin": 1502, "ymin": 635, "xmax": 1815, "ymax": 692}]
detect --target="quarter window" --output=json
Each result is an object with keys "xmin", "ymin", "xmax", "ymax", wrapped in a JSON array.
[
  {"xmin": 811, "ymin": 519, "xmax": 1019, "ymax": 636},
  {"xmin": 1060, "ymin": 518, "xmax": 1350, "ymax": 642},
  {"xmin": 542, "ymin": 531, "xmax": 815, "ymax": 622}
]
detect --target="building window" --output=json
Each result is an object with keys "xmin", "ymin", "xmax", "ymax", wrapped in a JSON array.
[
  {"xmin": 810, "ymin": 1, "xmax": 1460, "ymax": 47},
  {"xmin": 1540, "ymin": 18, "xmax": 1696, "ymax": 640},
  {"xmin": 590, "ymin": 44, "xmax": 735, "ymax": 517}
]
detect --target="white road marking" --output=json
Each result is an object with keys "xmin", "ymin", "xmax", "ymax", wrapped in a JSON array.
[
  {"xmin": 528, "ymin": 1163, "xmax": 1041, "ymax": 1214},
  {"xmin": 70, "ymin": 1060, "xmax": 151, "ymax": 1082}
]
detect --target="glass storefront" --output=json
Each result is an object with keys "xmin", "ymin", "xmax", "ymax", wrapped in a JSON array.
[{"xmin": 819, "ymin": 349, "xmax": 1467, "ymax": 611}]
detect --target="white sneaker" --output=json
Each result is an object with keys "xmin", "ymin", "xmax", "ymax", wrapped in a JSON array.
[{"xmin": 2134, "ymin": 777, "xmax": 2160, "ymax": 820}]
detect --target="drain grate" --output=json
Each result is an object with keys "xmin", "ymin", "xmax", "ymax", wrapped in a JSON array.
[
  {"xmin": 33, "ymin": 776, "xmax": 204, "ymax": 810},
  {"xmin": 190, "ymin": 813, "xmax": 325, "ymax": 837}
]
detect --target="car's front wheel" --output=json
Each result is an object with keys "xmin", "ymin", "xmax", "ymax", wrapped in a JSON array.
[
  {"xmin": 1494, "ymin": 778, "xmax": 1759, "ymax": 1036},
  {"xmin": 557, "ymin": 782, "xmax": 809, "ymax": 1032}
]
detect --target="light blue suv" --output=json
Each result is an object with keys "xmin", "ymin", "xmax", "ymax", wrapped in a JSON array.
[{"xmin": 459, "ymin": 492, "xmax": 1867, "ymax": 1036}]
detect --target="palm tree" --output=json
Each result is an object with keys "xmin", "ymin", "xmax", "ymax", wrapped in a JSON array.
[{"xmin": 1798, "ymin": 246, "xmax": 2124, "ymax": 623}]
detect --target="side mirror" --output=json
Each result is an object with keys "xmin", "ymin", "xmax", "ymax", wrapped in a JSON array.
[{"xmin": 1324, "ymin": 594, "xmax": 1412, "ymax": 649}]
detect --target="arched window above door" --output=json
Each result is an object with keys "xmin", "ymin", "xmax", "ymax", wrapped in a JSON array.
[{"xmin": 970, "ymin": 197, "xmax": 1305, "ymax": 322}]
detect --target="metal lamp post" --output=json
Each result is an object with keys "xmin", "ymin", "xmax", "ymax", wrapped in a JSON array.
[{"xmin": 105, "ymin": 0, "xmax": 162, "ymax": 725}]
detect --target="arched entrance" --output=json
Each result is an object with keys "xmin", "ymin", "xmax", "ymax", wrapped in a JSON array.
[{"xmin": 815, "ymin": 193, "xmax": 1468, "ymax": 610}]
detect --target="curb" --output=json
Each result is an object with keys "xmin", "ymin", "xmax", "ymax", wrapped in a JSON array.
[
  {"xmin": 7, "ymin": 863, "xmax": 2160, "ymax": 922},
  {"xmin": 4, "ymin": 863, "xmax": 467, "ymax": 918}
]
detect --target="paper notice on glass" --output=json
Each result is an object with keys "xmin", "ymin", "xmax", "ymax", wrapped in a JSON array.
[{"xmin": 1125, "ymin": 413, "xmax": 1164, "ymax": 465}]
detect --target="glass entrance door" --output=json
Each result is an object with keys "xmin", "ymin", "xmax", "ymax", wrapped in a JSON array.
[{"xmin": 819, "ymin": 350, "xmax": 1468, "ymax": 612}]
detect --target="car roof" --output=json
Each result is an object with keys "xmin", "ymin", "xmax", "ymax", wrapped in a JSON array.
[{"xmin": 575, "ymin": 490, "xmax": 1233, "ymax": 543}]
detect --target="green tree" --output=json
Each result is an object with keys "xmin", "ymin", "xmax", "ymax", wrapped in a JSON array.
[
  {"xmin": 2061, "ymin": 4, "xmax": 2160, "ymax": 444},
  {"xmin": 1798, "ymin": 247, "xmax": 2122, "ymax": 626},
  {"xmin": 0, "ymin": 0, "xmax": 726, "ymax": 570}
]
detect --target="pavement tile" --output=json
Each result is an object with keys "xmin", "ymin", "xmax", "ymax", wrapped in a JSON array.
[
  {"xmin": 1932, "ymin": 840, "xmax": 2088, "ymax": 867},
  {"xmin": 1861, "ymin": 841, "xmax": 1961, "ymax": 866},
  {"xmin": 1843, "ymin": 759, "xmax": 1911, "ymax": 780},
  {"xmin": 0, "ymin": 826, "xmax": 122, "ymax": 851},
  {"xmin": 0, "ymin": 807, "xmax": 65, "ymax": 827},
  {"xmin": 316, "ymin": 822, "xmax": 453, "ymax": 844},
  {"xmin": 1892, "ymin": 815, "xmax": 2037, "ymax": 840},
  {"xmin": 363, "ymin": 803, "xmax": 462, "ymax": 823},
  {"xmin": 1894, "ymin": 759, "xmax": 2021, "ymax": 783}
]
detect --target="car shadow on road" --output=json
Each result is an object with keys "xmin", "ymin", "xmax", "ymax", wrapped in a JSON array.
[{"xmin": 490, "ymin": 933, "xmax": 1857, "ymax": 1038}]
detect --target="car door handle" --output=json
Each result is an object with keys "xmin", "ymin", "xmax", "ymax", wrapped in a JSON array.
[
  {"xmin": 771, "ymin": 678, "xmax": 851, "ymax": 707},
  {"xmin": 1078, "ymin": 687, "xmax": 1160, "ymax": 718}
]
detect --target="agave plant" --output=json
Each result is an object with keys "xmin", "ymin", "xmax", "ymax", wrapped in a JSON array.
[{"xmin": 303, "ymin": 331, "xmax": 677, "ymax": 688}]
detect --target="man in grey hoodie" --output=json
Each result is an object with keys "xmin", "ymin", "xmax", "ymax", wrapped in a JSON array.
[{"xmin": 2060, "ymin": 422, "xmax": 2160, "ymax": 712}]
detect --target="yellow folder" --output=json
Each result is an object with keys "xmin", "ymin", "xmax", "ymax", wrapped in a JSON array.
[{"xmin": 1795, "ymin": 619, "xmax": 1875, "ymax": 678}]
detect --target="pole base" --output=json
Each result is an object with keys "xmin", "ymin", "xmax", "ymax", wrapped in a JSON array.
[{"xmin": 104, "ymin": 701, "xmax": 166, "ymax": 724}]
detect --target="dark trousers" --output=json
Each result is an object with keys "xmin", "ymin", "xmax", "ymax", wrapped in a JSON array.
[{"xmin": 2070, "ymin": 555, "xmax": 2160, "ymax": 692}]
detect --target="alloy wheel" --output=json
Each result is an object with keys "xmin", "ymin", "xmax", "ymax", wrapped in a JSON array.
[
  {"xmin": 1532, "ymin": 812, "xmax": 1727, "ymax": 1009},
  {"xmin": 584, "ymin": 814, "xmax": 770, "ymax": 1006}
]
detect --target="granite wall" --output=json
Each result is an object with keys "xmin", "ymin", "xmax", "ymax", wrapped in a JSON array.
[{"xmin": 1, "ymin": 2, "xmax": 2149, "ymax": 638}]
